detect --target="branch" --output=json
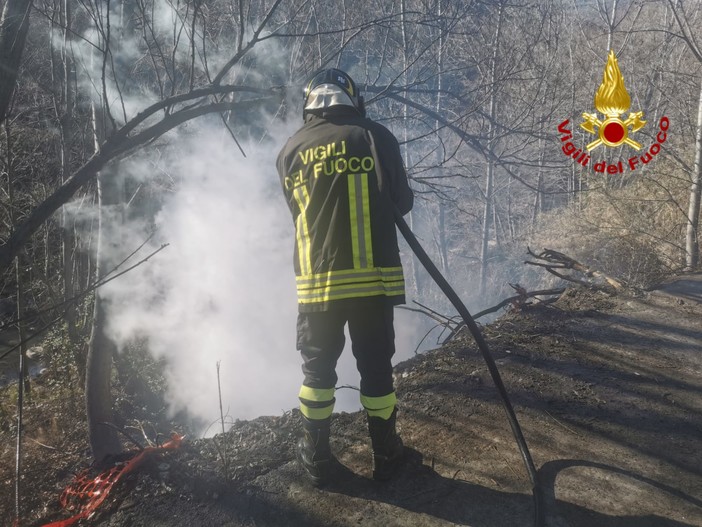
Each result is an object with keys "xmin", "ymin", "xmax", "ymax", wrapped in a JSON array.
[
  {"xmin": 402, "ymin": 285, "xmax": 566, "ymax": 347},
  {"xmin": 376, "ymin": 90, "xmax": 543, "ymax": 193},
  {"xmin": 212, "ymin": 0, "xmax": 286, "ymax": 85},
  {"xmin": 0, "ymin": 93, "xmax": 280, "ymax": 272},
  {"xmin": 666, "ymin": 0, "xmax": 702, "ymax": 64},
  {"xmin": 117, "ymin": 85, "xmax": 278, "ymax": 139},
  {"xmin": 441, "ymin": 285, "xmax": 565, "ymax": 345},
  {"xmin": 0, "ymin": 0, "xmax": 32, "ymax": 124},
  {"xmin": 525, "ymin": 247, "xmax": 624, "ymax": 292},
  {"xmin": 472, "ymin": 285, "xmax": 566, "ymax": 320},
  {"xmin": 0, "ymin": 242, "xmax": 169, "ymax": 363}
]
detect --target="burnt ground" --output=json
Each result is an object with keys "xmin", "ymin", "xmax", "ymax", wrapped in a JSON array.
[{"xmin": 2, "ymin": 275, "xmax": 702, "ymax": 527}]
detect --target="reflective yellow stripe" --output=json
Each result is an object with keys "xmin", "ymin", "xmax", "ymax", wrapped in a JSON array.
[
  {"xmin": 296, "ymin": 267, "xmax": 403, "ymax": 288},
  {"xmin": 348, "ymin": 173, "xmax": 373, "ymax": 269},
  {"xmin": 298, "ymin": 281, "xmax": 405, "ymax": 304},
  {"xmin": 361, "ymin": 174, "xmax": 373, "ymax": 267},
  {"xmin": 298, "ymin": 290, "xmax": 404, "ymax": 304},
  {"xmin": 362, "ymin": 392, "xmax": 397, "ymax": 420},
  {"xmin": 293, "ymin": 186, "xmax": 312, "ymax": 276},
  {"xmin": 296, "ymin": 266, "xmax": 405, "ymax": 304},
  {"xmin": 300, "ymin": 403, "xmax": 334, "ymax": 420},
  {"xmin": 348, "ymin": 175, "xmax": 361, "ymax": 268},
  {"xmin": 361, "ymin": 392, "xmax": 397, "ymax": 410},
  {"xmin": 299, "ymin": 385, "xmax": 335, "ymax": 402}
]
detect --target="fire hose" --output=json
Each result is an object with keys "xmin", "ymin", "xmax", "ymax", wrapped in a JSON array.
[{"xmin": 393, "ymin": 207, "xmax": 545, "ymax": 527}]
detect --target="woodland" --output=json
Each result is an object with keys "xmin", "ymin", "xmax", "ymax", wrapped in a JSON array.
[{"xmin": 0, "ymin": 0, "xmax": 700, "ymax": 515}]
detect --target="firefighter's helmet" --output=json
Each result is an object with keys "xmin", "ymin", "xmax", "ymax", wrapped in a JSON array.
[{"xmin": 303, "ymin": 69, "xmax": 365, "ymax": 118}]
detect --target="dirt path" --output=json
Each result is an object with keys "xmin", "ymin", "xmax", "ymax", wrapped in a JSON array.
[{"xmin": 23, "ymin": 276, "xmax": 702, "ymax": 527}]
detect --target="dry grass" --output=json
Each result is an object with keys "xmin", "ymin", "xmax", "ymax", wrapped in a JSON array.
[{"xmin": 523, "ymin": 172, "xmax": 689, "ymax": 289}]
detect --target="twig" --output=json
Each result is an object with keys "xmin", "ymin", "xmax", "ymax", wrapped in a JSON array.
[
  {"xmin": 26, "ymin": 437, "xmax": 58, "ymax": 450},
  {"xmin": 545, "ymin": 411, "xmax": 582, "ymax": 437},
  {"xmin": 97, "ymin": 422, "xmax": 144, "ymax": 451},
  {"xmin": 493, "ymin": 444, "xmax": 523, "ymax": 480},
  {"xmin": 15, "ymin": 336, "xmax": 25, "ymax": 525},
  {"xmin": 413, "ymin": 300, "xmax": 455, "ymax": 323},
  {"xmin": 125, "ymin": 421, "xmax": 156, "ymax": 448},
  {"xmin": 3, "ymin": 224, "xmax": 159, "ymax": 331},
  {"xmin": 216, "ymin": 361, "xmax": 229, "ymax": 479},
  {"xmin": 397, "ymin": 301, "xmax": 463, "ymax": 348},
  {"xmin": 0, "ymin": 242, "xmax": 169, "ymax": 363},
  {"xmin": 442, "ymin": 286, "xmax": 565, "ymax": 345},
  {"xmin": 472, "ymin": 287, "xmax": 566, "ymax": 319},
  {"xmin": 219, "ymin": 112, "xmax": 247, "ymax": 157}
]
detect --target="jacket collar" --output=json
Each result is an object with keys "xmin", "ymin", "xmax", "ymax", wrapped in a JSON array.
[{"xmin": 304, "ymin": 106, "xmax": 362, "ymax": 123}]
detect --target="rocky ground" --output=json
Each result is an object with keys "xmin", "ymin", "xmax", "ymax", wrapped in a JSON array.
[{"xmin": 2, "ymin": 275, "xmax": 702, "ymax": 527}]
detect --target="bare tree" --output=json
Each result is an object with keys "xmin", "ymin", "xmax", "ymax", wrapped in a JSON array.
[
  {"xmin": 665, "ymin": 0, "xmax": 702, "ymax": 270},
  {"xmin": 0, "ymin": 0, "xmax": 32, "ymax": 123},
  {"xmin": 479, "ymin": 1, "xmax": 504, "ymax": 297}
]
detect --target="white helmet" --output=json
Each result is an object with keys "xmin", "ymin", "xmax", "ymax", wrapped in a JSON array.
[{"xmin": 303, "ymin": 68, "xmax": 365, "ymax": 119}]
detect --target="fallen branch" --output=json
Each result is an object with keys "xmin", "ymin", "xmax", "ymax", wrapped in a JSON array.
[
  {"xmin": 473, "ymin": 284, "xmax": 566, "ymax": 320},
  {"xmin": 441, "ymin": 285, "xmax": 565, "ymax": 344},
  {"xmin": 398, "ymin": 301, "xmax": 463, "ymax": 350},
  {"xmin": 525, "ymin": 247, "xmax": 624, "ymax": 292},
  {"xmin": 401, "ymin": 286, "xmax": 565, "ymax": 347},
  {"xmin": 398, "ymin": 300, "xmax": 459, "ymax": 326}
]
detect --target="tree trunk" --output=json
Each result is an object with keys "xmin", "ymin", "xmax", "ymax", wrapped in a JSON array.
[
  {"xmin": 5, "ymin": 121, "xmax": 30, "ymax": 395},
  {"xmin": 479, "ymin": 2, "xmax": 503, "ymax": 297},
  {"xmin": 86, "ymin": 277, "xmax": 121, "ymax": 462},
  {"xmin": 400, "ymin": 0, "xmax": 422, "ymax": 297},
  {"xmin": 686, "ymin": 79, "xmax": 702, "ymax": 270},
  {"xmin": 52, "ymin": 0, "xmax": 81, "ymax": 356},
  {"xmin": 606, "ymin": 0, "xmax": 618, "ymax": 53},
  {"xmin": 86, "ymin": 160, "xmax": 124, "ymax": 462},
  {"xmin": 4, "ymin": 118, "xmax": 30, "ymax": 525},
  {"xmin": 437, "ymin": 203, "xmax": 448, "ymax": 274},
  {"xmin": 435, "ymin": 0, "xmax": 448, "ymax": 276},
  {"xmin": 85, "ymin": 32, "xmax": 123, "ymax": 460},
  {"xmin": 13, "ymin": 254, "xmax": 27, "ymax": 526},
  {"xmin": 0, "ymin": 0, "xmax": 32, "ymax": 123},
  {"xmin": 532, "ymin": 147, "xmax": 544, "ymax": 228}
]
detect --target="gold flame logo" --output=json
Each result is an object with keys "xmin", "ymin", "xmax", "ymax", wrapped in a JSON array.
[{"xmin": 580, "ymin": 50, "xmax": 645, "ymax": 151}]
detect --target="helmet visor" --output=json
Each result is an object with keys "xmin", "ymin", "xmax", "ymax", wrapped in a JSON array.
[{"xmin": 304, "ymin": 83, "xmax": 356, "ymax": 111}]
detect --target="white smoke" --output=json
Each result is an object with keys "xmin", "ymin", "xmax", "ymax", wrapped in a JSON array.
[
  {"xmin": 85, "ymin": 117, "xmax": 430, "ymax": 432},
  {"xmin": 60, "ymin": 0, "xmax": 430, "ymax": 432},
  {"xmin": 95, "ymin": 122, "xmax": 295, "ymax": 423}
]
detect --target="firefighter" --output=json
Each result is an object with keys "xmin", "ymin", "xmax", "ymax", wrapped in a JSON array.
[{"xmin": 276, "ymin": 68, "xmax": 414, "ymax": 485}]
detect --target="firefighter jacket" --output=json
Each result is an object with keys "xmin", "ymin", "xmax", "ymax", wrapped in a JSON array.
[{"xmin": 277, "ymin": 107, "xmax": 414, "ymax": 312}]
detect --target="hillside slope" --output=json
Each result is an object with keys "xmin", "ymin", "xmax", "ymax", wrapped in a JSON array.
[{"xmin": 14, "ymin": 276, "xmax": 702, "ymax": 527}]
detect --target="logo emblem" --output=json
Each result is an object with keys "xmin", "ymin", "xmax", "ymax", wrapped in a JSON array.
[{"xmin": 580, "ymin": 50, "xmax": 646, "ymax": 151}]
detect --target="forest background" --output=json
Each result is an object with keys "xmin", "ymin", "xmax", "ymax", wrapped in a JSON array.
[{"xmin": 0, "ymin": 0, "xmax": 700, "ymax": 464}]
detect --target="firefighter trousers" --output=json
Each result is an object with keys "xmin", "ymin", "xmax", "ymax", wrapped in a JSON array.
[{"xmin": 296, "ymin": 302, "xmax": 397, "ymax": 421}]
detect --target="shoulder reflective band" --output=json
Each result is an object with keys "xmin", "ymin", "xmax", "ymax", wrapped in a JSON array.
[
  {"xmin": 293, "ymin": 185, "xmax": 313, "ymax": 276},
  {"xmin": 348, "ymin": 173, "xmax": 374, "ymax": 269}
]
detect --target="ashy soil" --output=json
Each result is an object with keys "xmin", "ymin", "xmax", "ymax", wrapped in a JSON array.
[{"xmin": 3, "ymin": 275, "xmax": 702, "ymax": 527}]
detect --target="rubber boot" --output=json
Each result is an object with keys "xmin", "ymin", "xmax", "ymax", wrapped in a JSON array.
[
  {"xmin": 297, "ymin": 415, "xmax": 332, "ymax": 486},
  {"xmin": 367, "ymin": 408, "xmax": 404, "ymax": 481}
]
